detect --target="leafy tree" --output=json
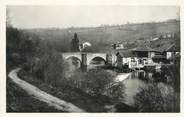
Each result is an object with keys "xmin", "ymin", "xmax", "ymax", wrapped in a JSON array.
[
  {"xmin": 28, "ymin": 50, "xmax": 69, "ymax": 87},
  {"xmin": 69, "ymin": 68, "xmax": 125, "ymax": 103},
  {"xmin": 105, "ymin": 82, "xmax": 125, "ymax": 103},
  {"xmin": 85, "ymin": 69, "xmax": 115, "ymax": 96},
  {"xmin": 134, "ymin": 83, "xmax": 175, "ymax": 112},
  {"xmin": 6, "ymin": 24, "xmax": 41, "ymax": 68},
  {"xmin": 6, "ymin": 26, "xmax": 26, "ymax": 66}
]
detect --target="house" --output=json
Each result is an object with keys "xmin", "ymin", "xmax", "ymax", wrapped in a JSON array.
[
  {"xmin": 115, "ymin": 49, "xmax": 155, "ymax": 69},
  {"xmin": 114, "ymin": 46, "xmax": 160, "ymax": 69},
  {"xmin": 156, "ymin": 44, "xmax": 180, "ymax": 60},
  {"xmin": 164, "ymin": 44, "xmax": 180, "ymax": 60},
  {"xmin": 116, "ymin": 50, "xmax": 136, "ymax": 69},
  {"xmin": 131, "ymin": 46, "xmax": 160, "ymax": 58}
]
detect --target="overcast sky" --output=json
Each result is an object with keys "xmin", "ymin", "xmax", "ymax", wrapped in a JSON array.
[{"xmin": 7, "ymin": 6, "xmax": 179, "ymax": 29}]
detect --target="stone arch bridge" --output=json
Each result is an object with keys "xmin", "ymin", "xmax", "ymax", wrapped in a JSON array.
[{"xmin": 62, "ymin": 52, "xmax": 116, "ymax": 70}]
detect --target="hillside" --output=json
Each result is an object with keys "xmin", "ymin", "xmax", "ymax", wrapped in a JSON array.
[{"xmin": 23, "ymin": 19, "xmax": 180, "ymax": 53}]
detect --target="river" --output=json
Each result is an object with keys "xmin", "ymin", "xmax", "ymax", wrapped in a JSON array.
[
  {"xmin": 120, "ymin": 70, "xmax": 173, "ymax": 106},
  {"xmin": 66, "ymin": 58, "xmax": 172, "ymax": 107}
]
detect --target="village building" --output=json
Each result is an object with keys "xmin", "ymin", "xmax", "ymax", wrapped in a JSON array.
[
  {"xmin": 156, "ymin": 43, "xmax": 180, "ymax": 60},
  {"xmin": 115, "ymin": 46, "xmax": 160, "ymax": 69},
  {"xmin": 164, "ymin": 44, "xmax": 180, "ymax": 60},
  {"xmin": 131, "ymin": 46, "xmax": 159, "ymax": 58},
  {"xmin": 116, "ymin": 50, "xmax": 136, "ymax": 69}
]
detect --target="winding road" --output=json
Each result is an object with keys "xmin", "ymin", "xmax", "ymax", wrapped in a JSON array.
[{"xmin": 8, "ymin": 68, "xmax": 85, "ymax": 112}]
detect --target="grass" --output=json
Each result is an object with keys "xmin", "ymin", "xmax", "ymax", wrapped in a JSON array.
[
  {"xmin": 17, "ymin": 69, "xmax": 135, "ymax": 112},
  {"xmin": 17, "ymin": 70, "xmax": 109, "ymax": 112},
  {"xmin": 6, "ymin": 79, "xmax": 65, "ymax": 112}
]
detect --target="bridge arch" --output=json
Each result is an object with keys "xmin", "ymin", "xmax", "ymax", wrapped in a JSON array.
[
  {"xmin": 62, "ymin": 52, "xmax": 82, "ymax": 62},
  {"xmin": 89, "ymin": 56, "xmax": 106, "ymax": 65},
  {"xmin": 87, "ymin": 53, "xmax": 107, "ymax": 65},
  {"xmin": 65, "ymin": 56, "xmax": 81, "ymax": 62},
  {"xmin": 65, "ymin": 56, "xmax": 82, "ymax": 63},
  {"xmin": 65, "ymin": 56, "xmax": 82, "ymax": 69}
]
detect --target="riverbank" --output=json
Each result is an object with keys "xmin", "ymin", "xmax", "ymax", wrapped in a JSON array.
[
  {"xmin": 8, "ymin": 68, "xmax": 85, "ymax": 112},
  {"xmin": 115, "ymin": 73, "xmax": 132, "ymax": 82},
  {"xmin": 16, "ymin": 69, "xmax": 114, "ymax": 112},
  {"xmin": 15, "ymin": 67, "xmax": 136, "ymax": 112}
]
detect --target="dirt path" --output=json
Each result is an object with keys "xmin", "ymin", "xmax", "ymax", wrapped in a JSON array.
[{"xmin": 8, "ymin": 68, "xmax": 85, "ymax": 112}]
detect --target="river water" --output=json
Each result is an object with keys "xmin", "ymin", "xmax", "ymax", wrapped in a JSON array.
[
  {"xmin": 66, "ymin": 58, "xmax": 172, "ymax": 106},
  {"xmin": 122, "ymin": 71, "xmax": 147, "ymax": 105},
  {"xmin": 121, "ymin": 70, "xmax": 172, "ymax": 106}
]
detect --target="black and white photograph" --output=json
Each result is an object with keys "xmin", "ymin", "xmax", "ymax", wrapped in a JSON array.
[{"xmin": 6, "ymin": 5, "xmax": 181, "ymax": 113}]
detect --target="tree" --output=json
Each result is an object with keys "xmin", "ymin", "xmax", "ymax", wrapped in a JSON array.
[
  {"xmin": 134, "ymin": 83, "xmax": 175, "ymax": 112},
  {"xmin": 85, "ymin": 69, "xmax": 115, "ymax": 96},
  {"xmin": 71, "ymin": 33, "xmax": 80, "ymax": 52},
  {"xmin": 69, "ymin": 68, "xmax": 125, "ymax": 103}
]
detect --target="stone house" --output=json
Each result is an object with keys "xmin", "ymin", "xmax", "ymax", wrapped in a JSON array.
[{"xmin": 115, "ymin": 46, "xmax": 159, "ymax": 69}]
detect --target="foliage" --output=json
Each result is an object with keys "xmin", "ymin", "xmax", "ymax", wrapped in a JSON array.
[
  {"xmin": 23, "ymin": 50, "xmax": 69, "ymax": 87},
  {"xmin": 8, "ymin": 26, "xmax": 70, "ymax": 87},
  {"xmin": 69, "ymin": 69, "xmax": 125, "ymax": 103},
  {"xmin": 134, "ymin": 83, "xmax": 175, "ymax": 112},
  {"xmin": 8, "ymin": 25, "xmax": 125, "ymax": 105},
  {"xmin": 105, "ymin": 82, "xmax": 125, "ymax": 103},
  {"xmin": 6, "ymin": 26, "xmax": 40, "ymax": 67},
  {"xmin": 165, "ymin": 60, "xmax": 180, "ymax": 92}
]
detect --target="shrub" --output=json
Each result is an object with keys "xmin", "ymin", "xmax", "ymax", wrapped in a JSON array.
[
  {"xmin": 134, "ymin": 83, "xmax": 175, "ymax": 112},
  {"xmin": 23, "ymin": 50, "xmax": 69, "ymax": 88},
  {"xmin": 85, "ymin": 69, "xmax": 115, "ymax": 95},
  {"xmin": 69, "ymin": 68, "xmax": 125, "ymax": 102},
  {"xmin": 106, "ymin": 82, "xmax": 125, "ymax": 103}
]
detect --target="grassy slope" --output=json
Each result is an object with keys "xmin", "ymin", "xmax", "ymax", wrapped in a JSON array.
[
  {"xmin": 17, "ymin": 70, "xmax": 112, "ymax": 112},
  {"xmin": 6, "ymin": 79, "xmax": 64, "ymax": 112}
]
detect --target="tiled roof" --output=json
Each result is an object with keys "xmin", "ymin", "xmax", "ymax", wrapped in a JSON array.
[
  {"xmin": 166, "ymin": 44, "xmax": 180, "ymax": 52},
  {"xmin": 157, "ymin": 44, "xmax": 180, "ymax": 52},
  {"xmin": 131, "ymin": 46, "xmax": 159, "ymax": 52}
]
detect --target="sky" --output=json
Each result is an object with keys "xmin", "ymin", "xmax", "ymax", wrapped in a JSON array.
[{"xmin": 7, "ymin": 6, "xmax": 179, "ymax": 29}]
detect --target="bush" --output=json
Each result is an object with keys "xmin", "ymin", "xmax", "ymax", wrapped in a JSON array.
[
  {"xmin": 134, "ymin": 83, "xmax": 175, "ymax": 112},
  {"xmin": 106, "ymin": 82, "xmax": 125, "ymax": 103},
  {"xmin": 85, "ymin": 69, "xmax": 115, "ymax": 95},
  {"xmin": 22, "ymin": 51, "xmax": 69, "ymax": 87},
  {"xmin": 69, "ymin": 68, "xmax": 125, "ymax": 102}
]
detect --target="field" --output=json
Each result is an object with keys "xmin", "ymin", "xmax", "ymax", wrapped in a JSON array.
[{"xmin": 23, "ymin": 19, "xmax": 180, "ymax": 52}]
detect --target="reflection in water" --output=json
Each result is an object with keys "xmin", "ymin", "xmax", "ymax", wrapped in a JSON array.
[
  {"xmin": 122, "ymin": 70, "xmax": 171, "ymax": 106},
  {"xmin": 123, "ymin": 72, "xmax": 147, "ymax": 105}
]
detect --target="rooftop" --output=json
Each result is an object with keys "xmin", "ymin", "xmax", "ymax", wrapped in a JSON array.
[
  {"xmin": 131, "ymin": 46, "xmax": 159, "ymax": 52},
  {"xmin": 156, "ymin": 44, "xmax": 180, "ymax": 52}
]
